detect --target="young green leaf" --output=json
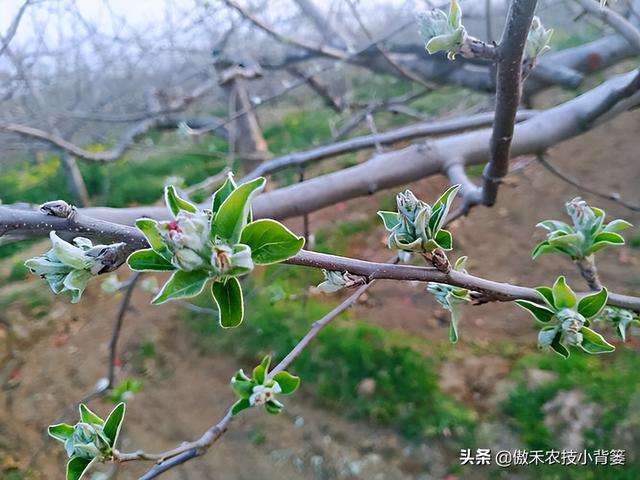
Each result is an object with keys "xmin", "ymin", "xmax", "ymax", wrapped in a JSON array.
[
  {"xmin": 604, "ymin": 219, "xmax": 632, "ymax": 233},
  {"xmin": 532, "ymin": 241, "xmax": 558, "ymax": 259},
  {"xmin": 552, "ymin": 276, "xmax": 576, "ymax": 309},
  {"xmin": 102, "ymin": 402, "xmax": 126, "ymax": 447},
  {"xmin": 515, "ymin": 300, "xmax": 555, "ymax": 323},
  {"xmin": 550, "ymin": 331, "xmax": 569, "ymax": 358},
  {"xmin": 428, "ymin": 184, "xmax": 460, "ymax": 233},
  {"xmin": 536, "ymin": 220, "xmax": 572, "ymax": 233},
  {"xmin": 448, "ymin": 300, "xmax": 463, "ymax": 343},
  {"xmin": 211, "ymin": 174, "xmax": 237, "ymax": 215},
  {"xmin": 66, "ymin": 457, "xmax": 95, "ymax": 480},
  {"xmin": 231, "ymin": 397, "xmax": 251, "ymax": 416},
  {"xmin": 48, "ymin": 423, "xmax": 75, "ymax": 443},
  {"xmin": 79, "ymin": 404, "xmax": 103, "ymax": 426},
  {"xmin": 151, "ymin": 270, "xmax": 209, "ymax": 304},
  {"xmin": 135, "ymin": 219, "xmax": 169, "ymax": 257},
  {"xmin": 547, "ymin": 232, "xmax": 582, "ymax": 250},
  {"xmin": 273, "ymin": 371, "xmax": 300, "ymax": 395},
  {"xmin": 264, "ymin": 399, "xmax": 284, "ymax": 415},
  {"xmin": 211, "ymin": 277, "xmax": 244, "ymax": 328},
  {"xmin": 580, "ymin": 326, "xmax": 615, "ymax": 354},
  {"xmin": 577, "ymin": 288, "xmax": 608, "ymax": 319},
  {"xmin": 211, "ymin": 177, "xmax": 266, "ymax": 244},
  {"xmin": 590, "ymin": 231, "xmax": 625, "ymax": 253},
  {"xmin": 165, "ymin": 185, "xmax": 197, "ymax": 216},
  {"xmin": 252, "ymin": 367, "xmax": 266, "ymax": 385},
  {"xmin": 231, "ymin": 378, "xmax": 254, "ymax": 398},
  {"xmin": 435, "ymin": 229, "xmax": 453, "ymax": 250},
  {"xmin": 535, "ymin": 286, "xmax": 555, "ymax": 309},
  {"xmin": 377, "ymin": 211, "xmax": 400, "ymax": 230},
  {"xmin": 127, "ymin": 249, "xmax": 176, "ymax": 272},
  {"xmin": 240, "ymin": 219, "xmax": 304, "ymax": 265}
]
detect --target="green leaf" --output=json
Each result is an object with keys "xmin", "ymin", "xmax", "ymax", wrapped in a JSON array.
[
  {"xmin": 531, "ymin": 241, "xmax": 559, "ymax": 259},
  {"xmin": 253, "ymin": 356, "xmax": 270, "ymax": 384},
  {"xmin": 231, "ymin": 378, "xmax": 254, "ymax": 398},
  {"xmin": 435, "ymin": 229, "xmax": 453, "ymax": 250},
  {"xmin": 580, "ymin": 326, "xmax": 615, "ymax": 354},
  {"xmin": 577, "ymin": 288, "xmax": 608, "ymax": 319},
  {"xmin": 64, "ymin": 269, "xmax": 92, "ymax": 304},
  {"xmin": 135, "ymin": 219, "xmax": 169, "ymax": 257},
  {"xmin": 50, "ymin": 232, "xmax": 94, "ymax": 270},
  {"xmin": 536, "ymin": 220, "xmax": 573, "ymax": 233},
  {"xmin": 377, "ymin": 211, "xmax": 400, "ymax": 230},
  {"xmin": 264, "ymin": 399, "xmax": 284, "ymax": 415},
  {"xmin": 210, "ymin": 277, "xmax": 244, "ymax": 328},
  {"xmin": 448, "ymin": 301, "xmax": 463, "ymax": 343},
  {"xmin": 548, "ymin": 232, "xmax": 582, "ymax": 249},
  {"xmin": 515, "ymin": 300, "xmax": 555, "ymax": 323},
  {"xmin": 211, "ymin": 177, "xmax": 266, "ymax": 244},
  {"xmin": 48, "ymin": 423, "xmax": 74, "ymax": 443},
  {"xmin": 550, "ymin": 331, "xmax": 569, "ymax": 358},
  {"xmin": 426, "ymin": 33, "xmax": 456, "ymax": 55},
  {"xmin": 453, "ymin": 255, "xmax": 467, "ymax": 272},
  {"xmin": 127, "ymin": 249, "xmax": 175, "ymax": 272},
  {"xmin": 589, "ymin": 231, "xmax": 625, "ymax": 253},
  {"xmin": 428, "ymin": 185, "xmax": 460, "ymax": 235},
  {"xmin": 273, "ymin": 371, "xmax": 300, "ymax": 395},
  {"xmin": 211, "ymin": 173, "xmax": 237, "ymax": 215},
  {"xmin": 604, "ymin": 219, "xmax": 632, "ymax": 233},
  {"xmin": 152, "ymin": 270, "xmax": 209, "ymax": 304},
  {"xmin": 240, "ymin": 219, "xmax": 304, "ymax": 265},
  {"xmin": 164, "ymin": 185, "xmax": 196, "ymax": 216},
  {"xmin": 66, "ymin": 457, "xmax": 94, "ymax": 480},
  {"xmin": 231, "ymin": 397, "xmax": 251, "ymax": 416},
  {"xmin": 79, "ymin": 404, "xmax": 103, "ymax": 426},
  {"xmin": 102, "ymin": 402, "xmax": 126, "ymax": 447},
  {"xmin": 552, "ymin": 276, "xmax": 576, "ymax": 309},
  {"xmin": 535, "ymin": 286, "xmax": 555, "ymax": 308}
]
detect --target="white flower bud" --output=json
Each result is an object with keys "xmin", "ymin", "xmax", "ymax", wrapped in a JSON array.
[{"xmin": 249, "ymin": 382, "xmax": 282, "ymax": 406}]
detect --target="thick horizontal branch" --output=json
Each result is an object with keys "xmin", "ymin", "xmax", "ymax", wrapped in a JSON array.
[
  {"xmin": 27, "ymin": 70, "xmax": 636, "ymax": 229},
  {"xmin": 243, "ymin": 110, "xmax": 538, "ymax": 181},
  {"xmin": 249, "ymin": 70, "xmax": 640, "ymax": 220}
]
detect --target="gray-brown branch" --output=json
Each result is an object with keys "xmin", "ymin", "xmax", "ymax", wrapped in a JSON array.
[
  {"xmin": 1, "ymin": 207, "xmax": 638, "ymax": 312},
  {"xmin": 482, "ymin": 0, "xmax": 538, "ymax": 206}
]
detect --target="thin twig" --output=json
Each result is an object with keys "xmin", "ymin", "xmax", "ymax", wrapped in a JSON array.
[
  {"xmin": 536, "ymin": 153, "xmax": 640, "ymax": 212},
  {"xmin": 117, "ymin": 280, "xmax": 378, "ymax": 478},
  {"xmin": 108, "ymin": 272, "xmax": 142, "ymax": 388}
]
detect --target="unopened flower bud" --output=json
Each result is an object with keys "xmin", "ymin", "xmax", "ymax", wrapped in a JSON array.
[
  {"xmin": 64, "ymin": 423, "xmax": 111, "ymax": 460},
  {"xmin": 249, "ymin": 382, "xmax": 282, "ymax": 406},
  {"xmin": 566, "ymin": 197, "xmax": 597, "ymax": 231}
]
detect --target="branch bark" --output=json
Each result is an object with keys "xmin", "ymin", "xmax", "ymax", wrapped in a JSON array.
[
  {"xmin": 575, "ymin": 0, "xmax": 640, "ymax": 52},
  {"xmin": 16, "ymin": 70, "xmax": 634, "ymax": 229},
  {"xmin": 243, "ymin": 110, "xmax": 537, "ymax": 181},
  {"xmin": 482, "ymin": 0, "xmax": 538, "ymax": 206},
  {"xmin": 1, "ymin": 206, "xmax": 638, "ymax": 311}
]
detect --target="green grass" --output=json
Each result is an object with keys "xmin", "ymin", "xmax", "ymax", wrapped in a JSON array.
[
  {"xmin": 184, "ymin": 264, "xmax": 475, "ymax": 441},
  {"xmin": 502, "ymin": 348, "xmax": 640, "ymax": 478}
]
